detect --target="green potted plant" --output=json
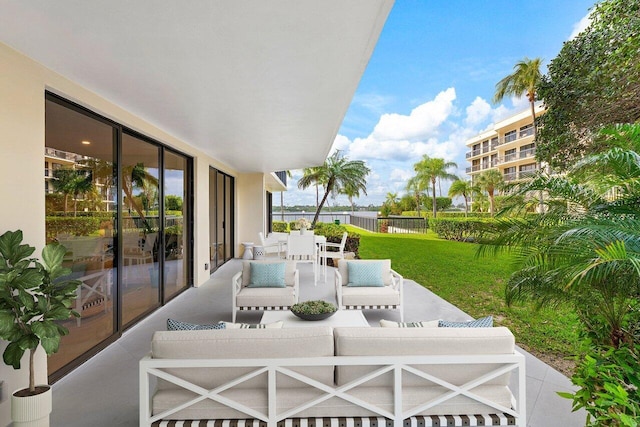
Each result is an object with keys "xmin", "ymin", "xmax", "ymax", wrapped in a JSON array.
[
  {"xmin": 290, "ymin": 300, "xmax": 337, "ymax": 320},
  {"xmin": 0, "ymin": 230, "xmax": 80, "ymax": 427}
]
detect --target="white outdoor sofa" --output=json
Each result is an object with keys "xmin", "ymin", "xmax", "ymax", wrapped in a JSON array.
[{"xmin": 140, "ymin": 326, "xmax": 526, "ymax": 427}]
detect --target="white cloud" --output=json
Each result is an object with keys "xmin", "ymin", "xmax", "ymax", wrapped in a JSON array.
[
  {"xmin": 331, "ymin": 134, "xmax": 351, "ymax": 154},
  {"xmin": 390, "ymin": 168, "xmax": 413, "ymax": 182},
  {"xmin": 569, "ymin": 11, "xmax": 591, "ymax": 40},
  {"xmin": 371, "ymin": 88, "xmax": 456, "ymax": 141},
  {"xmin": 465, "ymin": 97, "xmax": 492, "ymax": 127}
]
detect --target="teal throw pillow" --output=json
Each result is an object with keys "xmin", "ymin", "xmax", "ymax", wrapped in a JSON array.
[
  {"xmin": 248, "ymin": 262, "xmax": 286, "ymax": 288},
  {"xmin": 347, "ymin": 261, "xmax": 384, "ymax": 287},
  {"xmin": 167, "ymin": 318, "xmax": 226, "ymax": 331},
  {"xmin": 438, "ymin": 316, "xmax": 493, "ymax": 328}
]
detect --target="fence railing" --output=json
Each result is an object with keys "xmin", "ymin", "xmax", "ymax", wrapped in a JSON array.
[{"xmin": 351, "ymin": 215, "xmax": 427, "ymax": 234}]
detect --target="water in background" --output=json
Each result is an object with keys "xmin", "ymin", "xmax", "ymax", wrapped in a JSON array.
[{"xmin": 272, "ymin": 211, "xmax": 378, "ymax": 225}]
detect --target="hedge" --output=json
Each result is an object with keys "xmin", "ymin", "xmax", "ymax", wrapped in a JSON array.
[
  {"xmin": 428, "ymin": 218, "xmax": 494, "ymax": 242},
  {"xmin": 45, "ymin": 216, "xmax": 103, "ymax": 243},
  {"xmin": 313, "ymin": 222, "xmax": 360, "ymax": 264},
  {"xmin": 402, "ymin": 211, "xmax": 492, "ymax": 219}
]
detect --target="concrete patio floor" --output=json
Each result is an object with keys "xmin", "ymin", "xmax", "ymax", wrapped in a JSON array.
[{"xmin": 51, "ymin": 259, "xmax": 586, "ymax": 426}]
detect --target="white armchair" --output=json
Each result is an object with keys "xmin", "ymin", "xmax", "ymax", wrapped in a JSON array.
[
  {"xmin": 232, "ymin": 260, "xmax": 299, "ymax": 322},
  {"xmin": 258, "ymin": 232, "xmax": 282, "ymax": 257},
  {"xmin": 335, "ymin": 259, "xmax": 403, "ymax": 321},
  {"xmin": 323, "ymin": 231, "xmax": 348, "ymax": 266}
]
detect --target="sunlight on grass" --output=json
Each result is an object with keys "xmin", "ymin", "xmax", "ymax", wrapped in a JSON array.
[{"xmin": 348, "ymin": 226, "xmax": 581, "ymax": 361}]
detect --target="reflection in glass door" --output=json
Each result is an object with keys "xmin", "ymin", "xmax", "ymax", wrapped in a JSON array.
[
  {"xmin": 209, "ymin": 168, "xmax": 234, "ymax": 271},
  {"xmin": 45, "ymin": 97, "xmax": 116, "ymax": 376},
  {"xmin": 121, "ymin": 133, "xmax": 161, "ymax": 326},
  {"xmin": 45, "ymin": 94, "xmax": 193, "ymax": 381},
  {"xmin": 163, "ymin": 150, "xmax": 190, "ymax": 300}
]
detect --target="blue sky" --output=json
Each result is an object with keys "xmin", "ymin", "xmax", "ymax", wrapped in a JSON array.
[{"xmin": 285, "ymin": 0, "xmax": 595, "ymax": 207}]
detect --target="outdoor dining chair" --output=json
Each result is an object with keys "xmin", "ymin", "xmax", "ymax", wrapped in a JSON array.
[{"xmin": 286, "ymin": 233, "xmax": 318, "ymax": 285}]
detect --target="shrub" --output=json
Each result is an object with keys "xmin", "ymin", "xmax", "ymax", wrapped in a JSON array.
[
  {"xmin": 45, "ymin": 216, "xmax": 102, "ymax": 243},
  {"xmin": 272, "ymin": 221, "xmax": 288, "ymax": 232},
  {"xmin": 560, "ymin": 342, "xmax": 640, "ymax": 426},
  {"xmin": 313, "ymin": 222, "xmax": 360, "ymax": 261},
  {"xmin": 379, "ymin": 220, "xmax": 389, "ymax": 233},
  {"xmin": 291, "ymin": 300, "xmax": 337, "ymax": 315},
  {"xmin": 429, "ymin": 218, "xmax": 492, "ymax": 242},
  {"xmin": 402, "ymin": 211, "xmax": 491, "ymax": 219}
]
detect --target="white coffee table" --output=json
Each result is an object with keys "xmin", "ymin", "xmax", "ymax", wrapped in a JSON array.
[{"xmin": 260, "ymin": 310, "xmax": 369, "ymax": 328}]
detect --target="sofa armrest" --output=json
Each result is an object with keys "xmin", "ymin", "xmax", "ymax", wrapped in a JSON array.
[
  {"xmin": 389, "ymin": 268, "xmax": 403, "ymax": 291},
  {"xmin": 334, "ymin": 270, "xmax": 343, "ymax": 307},
  {"xmin": 232, "ymin": 271, "xmax": 243, "ymax": 296}
]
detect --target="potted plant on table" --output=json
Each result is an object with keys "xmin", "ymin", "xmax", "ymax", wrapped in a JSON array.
[
  {"xmin": 0, "ymin": 230, "xmax": 80, "ymax": 427},
  {"xmin": 291, "ymin": 300, "xmax": 337, "ymax": 321}
]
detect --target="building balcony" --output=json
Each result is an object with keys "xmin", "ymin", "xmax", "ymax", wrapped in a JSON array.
[{"xmin": 465, "ymin": 149, "xmax": 482, "ymax": 159}]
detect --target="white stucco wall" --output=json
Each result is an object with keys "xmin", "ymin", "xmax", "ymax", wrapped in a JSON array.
[{"xmin": 0, "ymin": 41, "xmax": 270, "ymax": 426}]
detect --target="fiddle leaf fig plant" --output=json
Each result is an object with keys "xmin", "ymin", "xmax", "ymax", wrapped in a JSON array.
[{"xmin": 0, "ymin": 230, "xmax": 80, "ymax": 395}]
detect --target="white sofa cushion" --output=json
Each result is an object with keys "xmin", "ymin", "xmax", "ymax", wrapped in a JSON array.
[
  {"xmin": 334, "ymin": 327, "xmax": 515, "ymax": 387},
  {"xmin": 236, "ymin": 286, "xmax": 297, "ymax": 307},
  {"xmin": 152, "ymin": 327, "xmax": 334, "ymax": 390},
  {"xmin": 341, "ymin": 285, "xmax": 400, "ymax": 307}
]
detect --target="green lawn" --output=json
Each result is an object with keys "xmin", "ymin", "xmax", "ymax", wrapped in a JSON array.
[{"xmin": 349, "ymin": 226, "xmax": 581, "ymax": 366}]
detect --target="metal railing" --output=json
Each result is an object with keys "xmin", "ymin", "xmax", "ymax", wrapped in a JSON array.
[{"xmin": 351, "ymin": 215, "xmax": 427, "ymax": 234}]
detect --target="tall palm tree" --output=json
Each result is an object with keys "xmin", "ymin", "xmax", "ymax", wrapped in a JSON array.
[
  {"xmin": 341, "ymin": 181, "xmax": 361, "ymax": 214},
  {"xmin": 122, "ymin": 163, "xmax": 159, "ymax": 232},
  {"xmin": 406, "ymin": 175, "xmax": 429, "ymax": 217},
  {"xmin": 493, "ymin": 57, "xmax": 543, "ymax": 141},
  {"xmin": 474, "ymin": 169, "xmax": 503, "ymax": 216},
  {"xmin": 70, "ymin": 171, "xmax": 94, "ymax": 216},
  {"xmin": 297, "ymin": 151, "xmax": 370, "ymax": 226},
  {"xmin": 480, "ymin": 124, "xmax": 640, "ymax": 348},
  {"xmin": 413, "ymin": 156, "xmax": 457, "ymax": 218},
  {"xmin": 279, "ymin": 170, "xmax": 293, "ymax": 221},
  {"xmin": 448, "ymin": 178, "xmax": 473, "ymax": 216},
  {"xmin": 298, "ymin": 166, "xmax": 326, "ymax": 211}
]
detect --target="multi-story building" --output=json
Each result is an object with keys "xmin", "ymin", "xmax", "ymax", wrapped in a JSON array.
[{"xmin": 466, "ymin": 104, "xmax": 545, "ymax": 184}]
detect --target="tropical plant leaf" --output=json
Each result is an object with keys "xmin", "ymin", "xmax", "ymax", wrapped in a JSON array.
[{"xmin": 3, "ymin": 341, "xmax": 25, "ymax": 369}]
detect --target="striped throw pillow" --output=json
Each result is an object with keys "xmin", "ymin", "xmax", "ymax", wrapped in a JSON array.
[
  {"xmin": 167, "ymin": 318, "xmax": 226, "ymax": 331},
  {"xmin": 379, "ymin": 319, "xmax": 440, "ymax": 328},
  {"xmin": 438, "ymin": 316, "xmax": 494, "ymax": 328}
]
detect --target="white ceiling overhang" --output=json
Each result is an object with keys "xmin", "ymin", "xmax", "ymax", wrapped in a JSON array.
[{"xmin": 0, "ymin": 0, "xmax": 393, "ymax": 173}]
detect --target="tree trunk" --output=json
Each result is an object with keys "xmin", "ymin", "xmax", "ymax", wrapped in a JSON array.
[
  {"xmin": 464, "ymin": 196, "xmax": 468, "ymax": 217},
  {"xmin": 530, "ymin": 98, "xmax": 544, "ymax": 212},
  {"xmin": 280, "ymin": 192, "xmax": 284, "ymax": 221},
  {"xmin": 312, "ymin": 178, "xmax": 334, "ymax": 226},
  {"xmin": 431, "ymin": 178, "xmax": 437, "ymax": 218},
  {"xmin": 29, "ymin": 347, "xmax": 35, "ymax": 393},
  {"xmin": 489, "ymin": 190, "xmax": 495, "ymax": 216}
]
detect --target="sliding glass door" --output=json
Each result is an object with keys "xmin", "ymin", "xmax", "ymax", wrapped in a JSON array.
[
  {"xmin": 45, "ymin": 93, "xmax": 193, "ymax": 380},
  {"xmin": 209, "ymin": 167, "xmax": 234, "ymax": 271},
  {"xmin": 121, "ymin": 133, "xmax": 161, "ymax": 326},
  {"xmin": 45, "ymin": 97, "xmax": 117, "ymax": 376}
]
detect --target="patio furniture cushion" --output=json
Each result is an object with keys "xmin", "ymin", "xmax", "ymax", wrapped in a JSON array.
[
  {"xmin": 236, "ymin": 286, "xmax": 297, "ymax": 307},
  {"xmin": 333, "ymin": 326, "xmax": 515, "ymax": 387},
  {"xmin": 347, "ymin": 261, "xmax": 384, "ymax": 287},
  {"xmin": 242, "ymin": 260, "xmax": 296, "ymax": 287},
  {"xmin": 166, "ymin": 318, "xmax": 226, "ymax": 331},
  {"xmin": 439, "ymin": 315, "xmax": 494, "ymax": 328},
  {"xmin": 338, "ymin": 259, "xmax": 392, "ymax": 286},
  {"xmin": 247, "ymin": 261, "xmax": 286, "ymax": 288},
  {"xmin": 341, "ymin": 285, "xmax": 400, "ymax": 307},
  {"xmin": 379, "ymin": 319, "xmax": 439, "ymax": 328},
  {"xmin": 151, "ymin": 327, "xmax": 335, "ymax": 391}
]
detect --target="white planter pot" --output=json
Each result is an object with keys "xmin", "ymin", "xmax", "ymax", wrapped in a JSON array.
[{"xmin": 12, "ymin": 385, "xmax": 52, "ymax": 427}]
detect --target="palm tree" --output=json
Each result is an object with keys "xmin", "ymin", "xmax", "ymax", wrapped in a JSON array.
[
  {"xmin": 122, "ymin": 163, "xmax": 159, "ymax": 232},
  {"xmin": 406, "ymin": 175, "xmax": 428, "ymax": 217},
  {"xmin": 474, "ymin": 169, "xmax": 503, "ymax": 216},
  {"xmin": 448, "ymin": 178, "xmax": 473, "ymax": 216},
  {"xmin": 279, "ymin": 171, "xmax": 293, "ymax": 221},
  {"xmin": 297, "ymin": 151, "xmax": 370, "ymax": 226},
  {"xmin": 413, "ymin": 156, "xmax": 457, "ymax": 218},
  {"xmin": 52, "ymin": 168, "xmax": 94, "ymax": 215},
  {"xmin": 493, "ymin": 57, "xmax": 543, "ymax": 141},
  {"xmin": 479, "ymin": 124, "xmax": 640, "ymax": 348},
  {"xmin": 298, "ymin": 166, "xmax": 326, "ymax": 212},
  {"xmin": 341, "ymin": 181, "xmax": 362, "ymax": 214}
]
